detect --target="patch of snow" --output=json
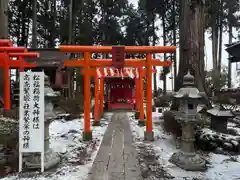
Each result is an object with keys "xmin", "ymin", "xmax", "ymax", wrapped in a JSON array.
[
  {"xmin": 2, "ymin": 115, "xmax": 110, "ymax": 180},
  {"xmin": 129, "ymin": 113, "xmax": 240, "ymax": 180}
]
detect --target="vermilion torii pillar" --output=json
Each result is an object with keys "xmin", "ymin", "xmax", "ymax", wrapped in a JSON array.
[
  {"xmin": 61, "ymin": 45, "xmax": 175, "ymax": 141},
  {"xmin": 99, "ymin": 77, "xmax": 104, "ymax": 118},
  {"xmin": 81, "ymin": 66, "xmax": 156, "ymax": 126},
  {"xmin": 94, "ymin": 73, "xmax": 100, "ymax": 126},
  {"xmin": 0, "ymin": 39, "xmax": 38, "ymax": 110}
]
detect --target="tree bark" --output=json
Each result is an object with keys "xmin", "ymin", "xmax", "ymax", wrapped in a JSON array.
[
  {"xmin": 227, "ymin": 5, "xmax": 233, "ymax": 88},
  {"xmin": 172, "ymin": 0, "xmax": 208, "ymax": 110},
  {"xmin": 153, "ymin": 12, "xmax": 157, "ymax": 96},
  {"xmin": 211, "ymin": 3, "xmax": 219, "ymax": 91},
  {"xmin": 176, "ymin": 0, "xmax": 206, "ymax": 92},
  {"xmin": 32, "ymin": 0, "xmax": 37, "ymax": 48},
  {"xmin": 172, "ymin": 0, "xmax": 177, "ymax": 91},
  {"xmin": 68, "ymin": 0, "xmax": 74, "ymax": 98},
  {"xmin": 162, "ymin": 15, "xmax": 167, "ymax": 94},
  {"xmin": 0, "ymin": 0, "xmax": 8, "ymax": 100},
  {"xmin": 218, "ymin": 0, "xmax": 223, "ymax": 71}
]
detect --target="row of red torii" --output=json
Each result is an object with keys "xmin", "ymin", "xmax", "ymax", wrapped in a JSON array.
[{"xmin": 0, "ymin": 40, "xmax": 176, "ymax": 141}]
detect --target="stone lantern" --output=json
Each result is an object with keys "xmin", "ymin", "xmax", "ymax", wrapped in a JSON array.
[
  {"xmin": 25, "ymin": 74, "xmax": 60, "ymax": 170},
  {"xmin": 169, "ymin": 71, "xmax": 206, "ymax": 171},
  {"xmin": 207, "ymin": 104, "xmax": 234, "ymax": 133}
]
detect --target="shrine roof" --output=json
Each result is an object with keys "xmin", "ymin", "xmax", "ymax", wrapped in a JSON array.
[
  {"xmin": 225, "ymin": 41, "xmax": 240, "ymax": 62},
  {"xmin": 24, "ymin": 49, "xmax": 71, "ymax": 68},
  {"xmin": 207, "ymin": 105, "xmax": 234, "ymax": 117}
]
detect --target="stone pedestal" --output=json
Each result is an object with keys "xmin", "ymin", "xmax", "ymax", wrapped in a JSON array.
[
  {"xmin": 83, "ymin": 131, "xmax": 93, "ymax": 141},
  {"xmin": 24, "ymin": 114, "xmax": 60, "ymax": 169},
  {"xmin": 169, "ymin": 121, "xmax": 206, "ymax": 171},
  {"xmin": 138, "ymin": 120, "xmax": 146, "ymax": 126},
  {"xmin": 92, "ymin": 120, "xmax": 101, "ymax": 126},
  {"xmin": 169, "ymin": 70, "xmax": 207, "ymax": 171},
  {"xmin": 24, "ymin": 95, "xmax": 60, "ymax": 170},
  {"xmin": 169, "ymin": 151, "xmax": 206, "ymax": 171},
  {"xmin": 144, "ymin": 131, "xmax": 154, "ymax": 141},
  {"xmin": 24, "ymin": 149, "xmax": 60, "ymax": 170}
]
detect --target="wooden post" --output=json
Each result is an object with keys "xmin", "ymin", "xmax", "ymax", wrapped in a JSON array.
[
  {"xmin": 139, "ymin": 67, "xmax": 145, "ymax": 122},
  {"xmin": 3, "ymin": 53, "xmax": 10, "ymax": 110},
  {"xmin": 135, "ymin": 78, "xmax": 139, "ymax": 111},
  {"xmin": 99, "ymin": 77, "xmax": 104, "ymax": 117},
  {"xmin": 60, "ymin": 45, "xmax": 176, "ymax": 141},
  {"xmin": 145, "ymin": 54, "xmax": 154, "ymax": 141},
  {"xmin": 93, "ymin": 75, "xmax": 100, "ymax": 126},
  {"xmin": 19, "ymin": 57, "xmax": 24, "ymax": 72},
  {"xmin": 83, "ymin": 52, "xmax": 92, "ymax": 141},
  {"xmin": 0, "ymin": 51, "xmax": 37, "ymax": 110}
]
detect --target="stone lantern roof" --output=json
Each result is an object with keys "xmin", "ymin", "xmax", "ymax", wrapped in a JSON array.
[
  {"xmin": 174, "ymin": 71, "xmax": 203, "ymax": 99},
  {"xmin": 207, "ymin": 104, "xmax": 234, "ymax": 117}
]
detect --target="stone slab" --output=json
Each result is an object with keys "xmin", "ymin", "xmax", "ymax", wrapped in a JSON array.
[{"xmin": 87, "ymin": 112, "xmax": 143, "ymax": 180}]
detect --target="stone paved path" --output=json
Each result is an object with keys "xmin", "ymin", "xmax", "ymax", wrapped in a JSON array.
[{"xmin": 87, "ymin": 112, "xmax": 143, "ymax": 180}]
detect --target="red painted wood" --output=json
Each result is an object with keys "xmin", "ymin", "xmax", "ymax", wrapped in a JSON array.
[
  {"xmin": 112, "ymin": 46, "xmax": 125, "ymax": 69},
  {"xmin": 107, "ymin": 78, "xmax": 134, "ymax": 110}
]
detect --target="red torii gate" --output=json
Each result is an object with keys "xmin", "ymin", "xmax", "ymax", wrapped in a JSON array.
[
  {"xmin": 0, "ymin": 40, "xmax": 39, "ymax": 110},
  {"xmin": 81, "ymin": 67, "xmax": 157, "ymax": 126},
  {"xmin": 61, "ymin": 45, "xmax": 176, "ymax": 141},
  {"xmin": 80, "ymin": 65, "xmax": 157, "ymax": 125}
]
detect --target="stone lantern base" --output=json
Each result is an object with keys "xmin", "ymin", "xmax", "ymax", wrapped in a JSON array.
[
  {"xmin": 169, "ymin": 151, "xmax": 206, "ymax": 171},
  {"xmin": 24, "ymin": 149, "xmax": 60, "ymax": 170}
]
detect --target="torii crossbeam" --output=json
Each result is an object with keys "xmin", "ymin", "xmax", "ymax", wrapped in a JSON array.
[
  {"xmin": 60, "ymin": 45, "xmax": 176, "ymax": 141},
  {"xmin": 0, "ymin": 39, "xmax": 39, "ymax": 110}
]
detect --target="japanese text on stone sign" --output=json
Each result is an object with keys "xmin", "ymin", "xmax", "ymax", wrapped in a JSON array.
[
  {"xmin": 19, "ymin": 71, "xmax": 45, "ymax": 172},
  {"xmin": 19, "ymin": 72, "xmax": 44, "ymax": 153},
  {"xmin": 23, "ymin": 74, "xmax": 31, "ymax": 149},
  {"xmin": 33, "ymin": 74, "xmax": 40, "ymax": 130}
]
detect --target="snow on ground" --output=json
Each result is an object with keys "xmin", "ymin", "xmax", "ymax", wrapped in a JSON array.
[
  {"xmin": 129, "ymin": 111, "xmax": 240, "ymax": 180},
  {"xmin": 2, "ymin": 114, "xmax": 110, "ymax": 180}
]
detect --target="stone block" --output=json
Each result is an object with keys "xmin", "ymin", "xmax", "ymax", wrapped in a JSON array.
[
  {"xmin": 92, "ymin": 120, "xmax": 101, "ymax": 126},
  {"xmin": 169, "ymin": 151, "xmax": 206, "ymax": 171},
  {"xmin": 82, "ymin": 131, "xmax": 93, "ymax": 141},
  {"xmin": 138, "ymin": 120, "xmax": 146, "ymax": 126},
  {"xmin": 144, "ymin": 131, "xmax": 154, "ymax": 141}
]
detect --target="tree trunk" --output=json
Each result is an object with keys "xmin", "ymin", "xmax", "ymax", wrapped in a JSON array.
[
  {"xmin": 68, "ymin": 0, "xmax": 74, "ymax": 98},
  {"xmin": 218, "ymin": 0, "xmax": 223, "ymax": 71},
  {"xmin": 212, "ymin": 6, "xmax": 219, "ymax": 91},
  {"xmin": 176, "ymin": 0, "xmax": 206, "ymax": 92},
  {"xmin": 32, "ymin": 0, "xmax": 37, "ymax": 48},
  {"xmin": 227, "ymin": 6, "xmax": 233, "ymax": 88},
  {"xmin": 172, "ymin": 0, "xmax": 177, "ymax": 91},
  {"xmin": 75, "ymin": 3, "xmax": 84, "ymax": 95},
  {"xmin": 153, "ymin": 13, "xmax": 157, "ymax": 96},
  {"xmin": 162, "ymin": 15, "xmax": 167, "ymax": 94},
  {"xmin": 0, "ymin": 0, "xmax": 8, "ymax": 100}
]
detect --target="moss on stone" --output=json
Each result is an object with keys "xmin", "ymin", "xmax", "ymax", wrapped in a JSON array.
[{"xmin": 82, "ymin": 131, "xmax": 92, "ymax": 141}]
